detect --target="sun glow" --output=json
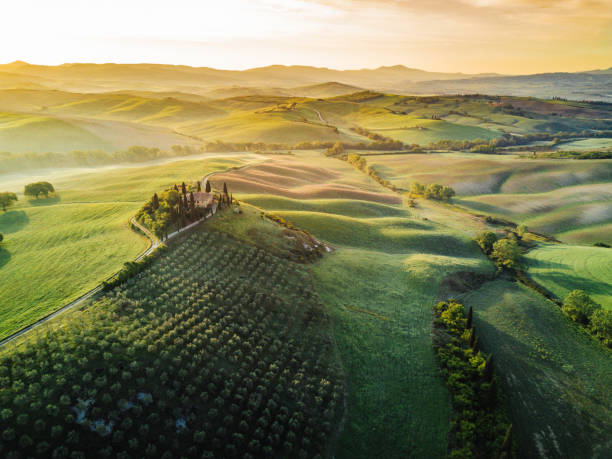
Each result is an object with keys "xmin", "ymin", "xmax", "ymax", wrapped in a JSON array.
[{"xmin": 1, "ymin": 0, "xmax": 610, "ymax": 73}]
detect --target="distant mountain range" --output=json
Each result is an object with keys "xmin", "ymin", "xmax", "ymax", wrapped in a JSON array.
[{"xmin": 0, "ymin": 61, "xmax": 610, "ymax": 101}]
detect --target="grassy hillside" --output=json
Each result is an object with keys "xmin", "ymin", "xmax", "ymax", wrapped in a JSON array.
[
  {"xmin": 525, "ymin": 244, "xmax": 612, "ymax": 309},
  {"xmin": 0, "ymin": 156, "xmax": 249, "ymax": 340},
  {"xmin": 0, "ymin": 112, "xmax": 114, "ymax": 153},
  {"xmin": 217, "ymin": 152, "xmax": 493, "ymax": 458},
  {"xmin": 462, "ymin": 280, "xmax": 612, "ymax": 457},
  {"xmin": 1, "ymin": 88, "xmax": 609, "ymax": 153},
  {"xmin": 367, "ymin": 152, "xmax": 612, "ymax": 244}
]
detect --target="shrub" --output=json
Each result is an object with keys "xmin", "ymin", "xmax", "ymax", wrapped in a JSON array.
[
  {"xmin": 474, "ymin": 231, "xmax": 498, "ymax": 254},
  {"xmin": 562, "ymin": 290, "xmax": 601, "ymax": 325},
  {"xmin": 589, "ymin": 309, "xmax": 612, "ymax": 347},
  {"xmin": 491, "ymin": 238, "xmax": 521, "ymax": 269}
]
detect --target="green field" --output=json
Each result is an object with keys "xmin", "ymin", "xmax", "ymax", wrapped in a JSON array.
[
  {"xmin": 367, "ymin": 152, "xmax": 612, "ymax": 244},
  {"xmin": 222, "ymin": 152, "xmax": 493, "ymax": 458},
  {"xmin": 462, "ymin": 280, "xmax": 612, "ymax": 458},
  {"xmin": 525, "ymin": 244, "xmax": 612, "ymax": 309},
  {"xmin": 0, "ymin": 155, "xmax": 250, "ymax": 340},
  {"xmin": 1, "ymin": 89, "xmax": 610, "ymax": 154},
  {"xmin": 556, "ymin": 138, "xmax": 612, "ymax": 151}
]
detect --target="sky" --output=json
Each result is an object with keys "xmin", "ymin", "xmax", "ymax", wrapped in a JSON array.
[{"xmin": 1, "ymin": 0, "xmax": 610, "ymax": 74}]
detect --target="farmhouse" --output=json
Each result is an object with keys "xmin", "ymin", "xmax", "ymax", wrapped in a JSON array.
[{"xmin": 192, "ymin": 191, "xmax": 213, "ymax": 208}]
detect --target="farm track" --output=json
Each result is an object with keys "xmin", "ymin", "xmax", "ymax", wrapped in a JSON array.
[{"xmin": 0, "ymin": 162, "xmax": 260, "ymax": 349}]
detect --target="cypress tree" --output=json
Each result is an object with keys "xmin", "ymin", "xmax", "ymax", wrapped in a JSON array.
[
  {"xmin": 205, "ymin": 181, "xmax": 211, "ymax": 193},
  {"xmin": 152, "ymin": 193, "xmax": 159, "ymax": 210},
  {"xmin": 174, "ymin": 184, "xmax": 179, "ymax": 192},
  {"xmin": 471, "ymin": 336, "xmax": 479, "ymax": 352},
  {"xmin": 181, "ymin": 182, "xmax": 187, "ymax": 195},
  {"xmin": 466, "ymin": 306, "xmax": 473, "ymax": 329},
  {"xmin": 468, "ymin": 327, "xmax": 475, "ymax": 348},
  {"xmin": 190, "ymin": 192, "xmax": 195, "ymax": 209},
  {"xmin": 223, "ymin": 182, "xmax": 228, "ymax": 196},
  {"xmin": 484, "ymin": 354, "xmax": 494, "ymax": 382},
  {"xmin": 197, "ymin": 182, "xmax": 201, "ymax": 192},
  {"xmin": 183, "ymin": 194, "xmax": 189, "ymax": 210}
]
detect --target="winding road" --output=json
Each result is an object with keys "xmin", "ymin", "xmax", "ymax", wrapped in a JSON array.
[{"xmin": 0, "ymin": 161, "xmax": 258, "ymax": 349}]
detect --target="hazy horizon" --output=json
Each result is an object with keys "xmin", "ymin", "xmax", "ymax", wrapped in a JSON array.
[
  {"xmin": 2, "ymin": 0, "xmax": 610, "ymax": 75},
  {"xmin": 2, "ymin": 60, "xmax": 610, "ymax": 77}
]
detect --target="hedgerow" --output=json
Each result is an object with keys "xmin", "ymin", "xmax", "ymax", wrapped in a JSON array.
[{"xmin": 432, "ymin": 300, "xmax": 515, "ymax": 458}]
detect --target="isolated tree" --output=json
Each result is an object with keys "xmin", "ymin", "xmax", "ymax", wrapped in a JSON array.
[
  {"xmin": 24, "ymin": 182, "xmax": 54, "ymax": 198},
  {"xmin": 0, "ymin": 192, "xmax": 18, "ymax": 211},
  {"xmin": 491, "ymin": 238, "xmax": 521, "ymax": 268},
  {"xmin": 562, "ymin": 290, "xmax": 601, "ymax": 325},
  {"xmin": 223, "ymin": 182, "xmax": 228, "ymax": 196},
  {"xmin": 474, "ymin": 231, "xmax": 497, "ymax": 254},
  {"xmin": 205, "ymin": 181, "xmax": 211, "ymax": 193},
  {"xmin": 516, "ymin": 224, "xmax": 528, "ymax": 238},
  {"xmin": 152, "ymin": 193, "xmax": 160, "ymax": 211}
]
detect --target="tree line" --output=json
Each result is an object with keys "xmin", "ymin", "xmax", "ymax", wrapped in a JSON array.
[{"xmin": 433, "ymin": 300, "xmax": 516, "ymax": 458}]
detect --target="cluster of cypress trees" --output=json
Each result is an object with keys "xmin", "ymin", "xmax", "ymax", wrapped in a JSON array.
[{"xmin": 432, "ymin": 300, "xmax": 515, "ymax": 458}]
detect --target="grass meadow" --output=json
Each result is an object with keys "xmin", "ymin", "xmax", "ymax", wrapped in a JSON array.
[
  {"xmin": 0, "ymin": 155, "xmax": 250, "ymax": 340},
  {"xmin": 462, "ymin": 280, "xmax": 612, "ymax": 458},
  {"xmin": 525, "ymin": 244, "xmax": 612, "ymax": 309},
  {"xmin": 222, "ymin": 152, "xmax": 493, "ymax": 458},
  {"xmin": 367, "ymin": 152, "xmax": 612, "ymax": 244}
]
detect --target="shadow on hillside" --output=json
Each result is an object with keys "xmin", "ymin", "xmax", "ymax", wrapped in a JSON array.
[
  {"xmin": 535, "ymin": 271, "xmax": 611, "ymax": 295},
  {"xmin": 28, "ymin": 195, "xmax": 61, "ymax": 206},
  {"xmin": 0, "ymin": 210, "xmax": 29, "ymax": 233},
  {"xmin": 469, "ymin": 281, "xmax": 611, "ymax": 459},
  {"xmin": 0, "ymin": 248, "xmax": 10, "ymax": 269},
  {"xmin": 526, "ymin": 258, "xmax": 568, "ymax": 270}
]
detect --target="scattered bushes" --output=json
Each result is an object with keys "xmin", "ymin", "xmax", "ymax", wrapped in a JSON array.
[
  {"xmin": 433, "ymin": 300, "xmax": 515, "ymax": 458},
  {"xmin": 343, "ymin": 153, "xmax": 403, "ymax": 192},
  {"xmin": 594, "ymin": 242, "xmax": 611, "ymax": 248},
  {"xmin": 410, "ymin": 182, "xmax": 455, "ymax": 201}
]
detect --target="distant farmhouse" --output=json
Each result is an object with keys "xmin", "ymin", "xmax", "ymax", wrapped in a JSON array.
[{"xmin": 192, "ymin": 192, "xmax": 213, "ymax": 208}]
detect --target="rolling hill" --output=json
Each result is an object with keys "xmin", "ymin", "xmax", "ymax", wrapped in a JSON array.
[{"xmin": 1, "ymin": 61, "xmax": 610, "ymax": 101}]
